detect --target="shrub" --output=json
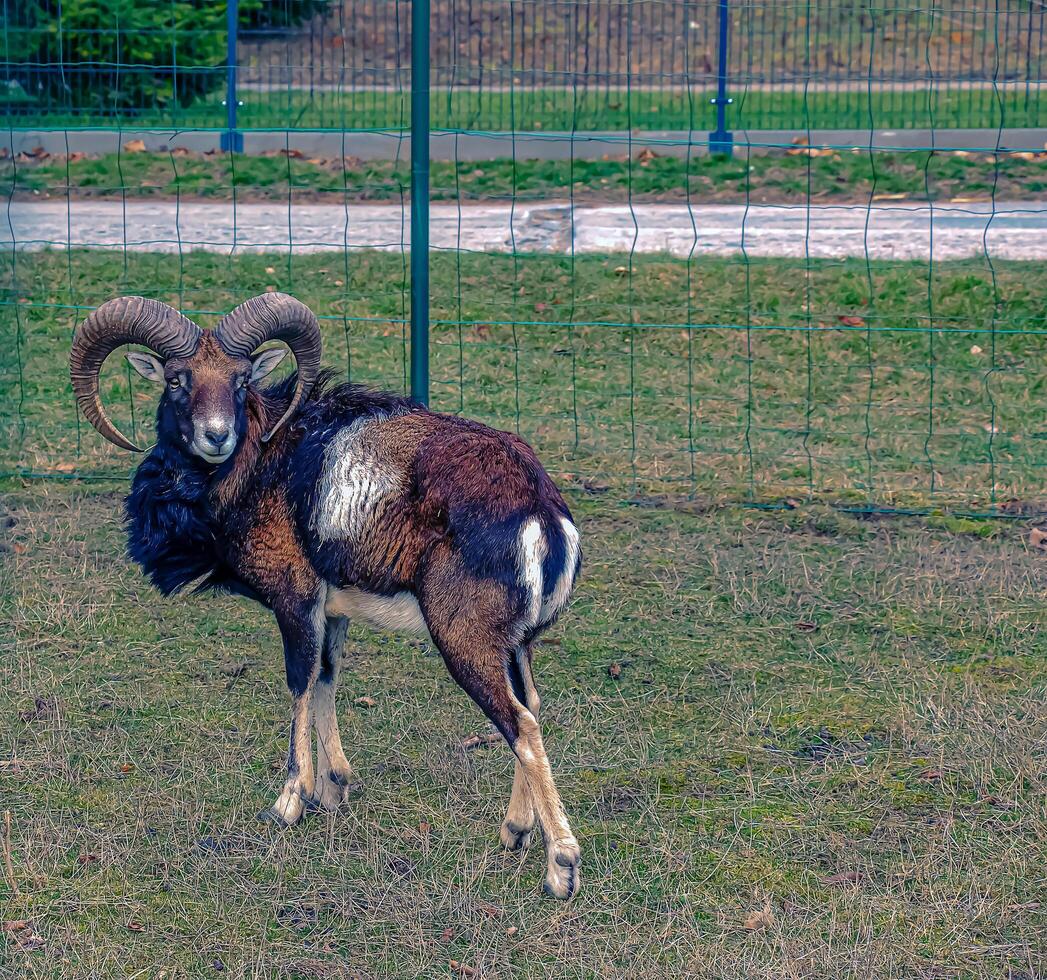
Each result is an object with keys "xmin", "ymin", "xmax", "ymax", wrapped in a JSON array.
[{"xmin": 2, "ymin": 0, "xmax": 327, "ymax": 115}]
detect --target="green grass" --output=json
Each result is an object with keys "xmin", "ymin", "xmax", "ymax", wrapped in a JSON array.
[
  {"xmin": 9, "ymin": 85, "xmax": 1046, "ymax": 132},
  {"xmin": 2, "ymin": 484, "xmax": 1045, "ymax": 977},
  {"xmin": 3, "ymin": 250, "xmax": 1047, "ymax": 510},
  {"xmin": 7, "ymin": 146, "xmax": 1047, "ymax": 206}
]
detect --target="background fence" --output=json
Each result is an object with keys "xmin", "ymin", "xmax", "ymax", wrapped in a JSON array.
[
  {"xmin": 3, "ymin": 1, "xmax": 1047, "ymax": 514},
  {"xmin": 5, "ymin": 1, "xmax": 1047, "ymax": 130}
]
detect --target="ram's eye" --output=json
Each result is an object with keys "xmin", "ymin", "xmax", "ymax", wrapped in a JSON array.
[
  {"xmin": 237, "ymin": 376, "xmax": 246, "ymax": 389},
  {"xmin": 168, "ymin": 377, "xmax": 181, "ymax": 389}
]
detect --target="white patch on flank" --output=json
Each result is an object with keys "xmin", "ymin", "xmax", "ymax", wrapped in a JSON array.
[
  {"xmin": 518, "ymin": 518, "xmax": 547, "ymax": 630},
  {"xmin": 314, "ymin": 417, "xmax": 403, "ymax": 543},
  {"xmin": 541, "ymin": 517, "xmax": 580, "ymax": 622},
  {"xmin": 325, "ymin": 587, "xmax": 429, "ymax": 637}
]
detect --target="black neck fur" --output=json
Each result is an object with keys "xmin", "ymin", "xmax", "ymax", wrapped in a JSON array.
[{"xmin": 122, "ymin": 371, "xmax": 414, "ymax": 596}]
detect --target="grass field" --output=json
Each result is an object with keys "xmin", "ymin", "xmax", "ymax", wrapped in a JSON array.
[
  {"xmin": 8, "ymin": 85, "xmax": 1045, "ymax": 133},
  {"xmin": 7, "ymin": 146, "xmax": 1047, "ymax": 206},
  {"xmin": 3, "ymin": 250, "xmax": 1047, "ymax": 510},
  {"xmin": 1, "ymin": 482, "xmax": 1045, "ymax": 977}
]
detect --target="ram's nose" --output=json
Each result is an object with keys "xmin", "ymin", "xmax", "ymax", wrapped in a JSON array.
[{"xmin": 203, "ymin": 425, "xmax": 231, "ymax": 451}]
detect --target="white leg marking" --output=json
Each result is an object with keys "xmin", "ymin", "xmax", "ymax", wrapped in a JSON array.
[
  {"xmin": 500, "ymin": 760, "xmax": 535, "ymax": 851},
  {"xmin": 269, "ymin": 603, "xmax": 325, "ymax": 827},
  {"xmin": 515, "ymin": 709, "xmax": 580, "ymax": 899},
  {"xmin": 312, "ymin": 618, "xmax": 354, "ymax": 811}
]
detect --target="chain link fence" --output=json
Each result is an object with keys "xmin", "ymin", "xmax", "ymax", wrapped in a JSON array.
[{"xmin": 3, "ymin": 1, "xmax": 1047, "ymax": 513}]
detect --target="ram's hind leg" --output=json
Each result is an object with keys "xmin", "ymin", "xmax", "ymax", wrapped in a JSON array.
[
  {"xmin": 311, "ymin": 615, "xmax": 356, "ymax": 811},
  {"xmin": 421, "ymin": 554, "xmax": 579, "ymax": 899},
  {"xmin": 500, "ymin": 645, "xmax": 538, "ymax": 852}
]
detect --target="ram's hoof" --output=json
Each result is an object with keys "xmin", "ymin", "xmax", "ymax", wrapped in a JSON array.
[
  {"xmin": 542, "ymin": 841, "xmax": 581, "ymax": 899},
  {"xmin": 257, "ymin": 808, "xmax": 290, "ymax": 829},
  {"xmin": 261, "ymin": 788, "xmax": 306, "ymax": 827},
  {"xmin": 500, "ymin": 819, "xmax": 533, "ymax": 852}
]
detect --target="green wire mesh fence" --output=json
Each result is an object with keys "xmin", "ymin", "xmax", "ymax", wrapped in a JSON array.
[{"xmin": 2, "ymin": 0, "xmax": 1047, "ymax": 514}]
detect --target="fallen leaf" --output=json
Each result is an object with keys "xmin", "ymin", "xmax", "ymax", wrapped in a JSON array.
[
  {"xmin": 461, "ymin": 732, "xmax": 501, "ymax": 750},
  {"xmin": 506, "ymin": 926, "xmax": 518, "ymax": 936},
  {"xmin": 613, "ymin": 266, "xmax": 629, "ymax": 277},
  {"xmin": 440, "ymin": 926, "xmax": 453, "ymax": 942},
  {"xmin": 637, "ymin": 147, "xmax": 659, "ymax": 161},
  {"xmin": 12, "ymin": 542, "xmax": 26, "ymax": 555},
  {"xmin": 3, "ymin": 920, "xmax": 43, "ymax": 950},
  {"xmin": 53, "ymin": 461, "xmax": 76, "ymax": 473},
  {"xmin": 837, "ymin": 315, "xmax": 865, "ymax": 327},
  {"xmin": 120, "ymin": 763, "xmax": 133, "ymax": 773},
  {"xmin": 77, "ymin": 852, "xmax": 100, "ymax": 865},
  {"xmin": 1030, "ymin": 527, "xmax": 1047, "ymax": 550},
  {"xmin": 449, "ymin": 962, "xmax": 477, "ymax": 978},
  {"xmin": 608, "ymin": 662, "xmax": 623, "ymax": 679},
  {"xmin": 126, "ymin": 920, "xmax": 144, "ymax": 932},
  {"xmin": 918, "ymin": 767, "xmax": 942, "ymax": 781},
  {"xmin": 419, "ymin": 821, "xmax": 431, "ymax": 835},
  {"xmin": 281, "ymin": 148, "xmax": 304, "ymax": 158},
  {"xmin": 265, "ymin": 266, "xmax": 276, "ymax": 275},
  {"xmin": 354, "ymin": 695, "xmax": 376, "ymax": 708},
  {"xmin": 795, "ymin": 621, "xmax": 818, "ymax": 633},
  {"xmin": 970, "ymin": 344, "xmax": 983, "ymax": 355},
  {"xmin": 872, "ymin": 192, "xmax": 909, "ymax": 201},
  {"xmin": 743, "ymin": 898, "xmax": 775, "ymax": 931},
  {"xmin": 123, "ymin": 139, "xmax": 147, "ymax": 153},
  {"xmin": 791, "ymin": 135, "xmax": 810, "ymax": 146},
  {"xmin": 821, "ymin": 870, "xmax": 862, "ymax": 886}
]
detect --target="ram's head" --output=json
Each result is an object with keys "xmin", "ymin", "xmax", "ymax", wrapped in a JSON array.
[{"xmin": 70, "ymin": 292, "xmax": 322, "ymax": 464}]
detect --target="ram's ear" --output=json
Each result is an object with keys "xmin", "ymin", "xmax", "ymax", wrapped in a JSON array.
[
  {"xmin": 250, "ymin": 346, "xmax": 288, "ymax": 382},
  {"xmin": 125, "ymin": 351, "xmax": 165, "ymax": 384}
]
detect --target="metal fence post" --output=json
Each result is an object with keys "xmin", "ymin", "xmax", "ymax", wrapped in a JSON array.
[
  {"xmin": 708, "ymin": 0, "xmax": 733, "ymax": 157},
  {"xmin": 221, "ymin": 0, "xmax": 243, "ymax": 153},
  {"xmin": 410, "ymin": 0, "xmax": 430, "ymax": 404}
]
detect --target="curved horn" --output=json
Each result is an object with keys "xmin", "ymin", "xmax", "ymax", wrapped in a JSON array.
[
  {"xmin": 212, "ymin": 292, "xmax": 322, "ymax": 442},
  {"xmin": 70, "ymin": 297, "xmax": 202, "ymax": 452}
]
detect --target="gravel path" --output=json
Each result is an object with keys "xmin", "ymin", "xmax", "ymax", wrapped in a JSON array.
[{"xmin": 5, "ymin": 199, "xmax": 1045, "ymax": 260}]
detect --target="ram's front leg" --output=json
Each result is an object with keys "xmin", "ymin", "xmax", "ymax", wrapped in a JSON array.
[
  {"xmin": 263, "ymin": 597, "xmax": 326, "ymax": 827},
  {"xmin": 311, "ymin": 615, "xmax": 357, "ymax": 811}
]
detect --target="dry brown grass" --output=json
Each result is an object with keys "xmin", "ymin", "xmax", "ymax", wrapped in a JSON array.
[{"xmin": 1, "ymin": 485, "xmax": 1045, "ymax": 978}]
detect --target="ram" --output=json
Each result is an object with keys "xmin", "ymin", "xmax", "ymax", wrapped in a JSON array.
[{"xmin": 70, "ymin": 293, "xmax": 583, "ymax": 898}]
